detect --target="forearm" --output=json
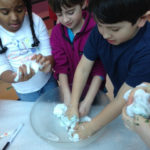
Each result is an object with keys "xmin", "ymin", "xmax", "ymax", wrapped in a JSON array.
[
  {"xmin": 71, "ymin": 64, "xmax": 91, "ymax": 108},
  {"xmin": 84, "ymin": 75, "xmax": 103, "ymax": 105},
  {"xmin": 134, "ymin": 123, "xmax": 150, "ymax": 147},
  {"xmin": 67, "ymin": 55, "xmax": 95, "ymax": 118},
  {"xmin": 0, "ymin": 70, "xmax": 16, "ymax": 83},
  {"xmin": 94, "ymin": 98, "xmax": 125, "ymax": 131},
  {"xmin": 59, "ymin": 73, "xmax": 71, "ymax": 103},
  {"xmin": 91, "ymin": 83, "xmax": 132, "ymax": 133}
]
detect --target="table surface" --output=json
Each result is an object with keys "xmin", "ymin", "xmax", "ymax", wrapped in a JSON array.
[{"xmin": 0, "ymin": 100, "xmax": 149, "ymax": 150}]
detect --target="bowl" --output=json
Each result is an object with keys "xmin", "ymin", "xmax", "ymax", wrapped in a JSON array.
[{"xmin": 30, "ymin": 88, "xmax": 107, "ymax": 148}]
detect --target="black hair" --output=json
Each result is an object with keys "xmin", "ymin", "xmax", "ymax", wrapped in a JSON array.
[
  {"xmin": 48, "ymin": 0, "xmax": 85, "ymax": 13},
  {"xmin": 88, "ymin": 0, "xmax": 150, "ymax": 24},
  {"xmin": 0, "ymin": 0, "xmax": 40, "ymax": 54},
  {"xmin": 0, "ymin": 39, "xmax": 7, "ymax": 54}
]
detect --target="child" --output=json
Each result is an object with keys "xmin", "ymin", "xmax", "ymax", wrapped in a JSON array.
[
  {"xmin": 0, "ymin": 0, "xmax": 58, "ymax": 101},
  {"xmin": 48, "ymin": 0, "xmax": 106, "ymax": 117},
  {"xmin": 67, "ymin": 0, "xmax": 150, "ymax": 139},
  {"xmin": 123, "ymin": 110, "xmax": 150, "ymax": 148},
  {"xmin": 122, "ymin": 83, "xmax": 150, "ymax": 147}
]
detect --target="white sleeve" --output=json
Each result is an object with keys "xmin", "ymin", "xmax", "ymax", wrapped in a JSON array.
[
  {"xmin": 0, "ymin": 54, "xmax": 13, "ymax": 76},
  {"xmin": 33, "ymin": 13, "xmax": 51, "ymax": 56}
]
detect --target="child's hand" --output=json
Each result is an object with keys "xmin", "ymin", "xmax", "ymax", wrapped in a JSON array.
[
  {"xmin": 122, "ymin": 106, "xmax": 135, "ymax": 130},
  {"xmin": 66, "ymin": 104, "xmax": 79, "ymax": 120},
  {"xmin": 127, "ymin": 82, "xmax": 150, "ymax": 105},
  {"xmin": 63, "ymin": 94, "xmax": 71, "ymax": 106},
  {"xmin": 73, "ymin": 121, "xmax": 95, "ymax": 140},
  {"xmin": 122, "ymin": 106, "xmax": 150, "ymax": 131},
  {"xmin": 135, "ymin": 115, "xmax": 150, "ymax": 129},
  {"xmin": 14, "ymin": 64, "xmax": 35, "ymax": 82},
  {"xmin": 79, "ymin": 100, "xmax": 91, "ymax": 117},
  {"xmin": 31, "ymin": 54, "xmax": 52, "ymax": 73}
]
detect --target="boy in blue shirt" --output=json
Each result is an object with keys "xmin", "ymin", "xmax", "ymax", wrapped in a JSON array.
[{"xmin": 67, "ymin": 0, "xmax": 150, "ymax": 140}]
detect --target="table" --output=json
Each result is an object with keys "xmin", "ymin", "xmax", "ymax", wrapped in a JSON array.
[{"xmin": 0, "ymin": 100, "xmax": 149, "ymax": 150}]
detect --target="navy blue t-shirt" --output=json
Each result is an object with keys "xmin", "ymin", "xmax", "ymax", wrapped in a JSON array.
[{"xmin": 84, "ymin": 22, "xmax": 150, "ymax": 96}]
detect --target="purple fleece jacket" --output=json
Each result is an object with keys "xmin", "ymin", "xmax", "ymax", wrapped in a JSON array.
[{"xmin": 50, "ymin": 11, "xmax": 106, "ymax": 94}]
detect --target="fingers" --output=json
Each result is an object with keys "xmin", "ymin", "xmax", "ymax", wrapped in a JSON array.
[
  {"xmin": 134, "ymin": 115, "xmax": 149, "ymax": 125},
  {"xmin": 18, "ymin": 65, "xmax": 35, "ymax": 81},
  {"xmin": 19, "ymin": 64, "xmax": 27, "ymax": 76},
  {"xmin": 127, "ymin": 89, "xmax": 136, "ymax": 105},
  {"xmin": 79, "ymin": 101, "xmax": 91, "ymax": 117},
  {"xmin": 133, "ymin": 115, "xmax": 141, "ymax": 126},
  {"xmin": 37, "ymin": 55, "xmax": 46, "ymax": 65},
  {"xmin": 66, "ymin": 107, "xmax": 79, "ymax": 120},
  {"xmin": 73, "ymin": 124, "xmax": 79, "ymax": 131},
  {"xmin": 41, "ymin": 62, "xmax": 51, "ymax": 73},
  {"xmin": 31, "ymin": 54, "xmax": 48, "ymax": 65},
  {"xmin": 79, "ymin": 107, "xmax": 87, "ymax": 117},
  {"xmin": 122, "ymin": 106, "xmax": 135, "ymax": 130},
  {"xmin": 79, "ymin": 111, "xmax": 84, "ymax": 118},
  {"xmin": 75, "ymin": 123, "xmax": 85, "ymax": 131},
  {"xmin": 79, "ymin": 103, "xmax": 84, "ymax": 117},
  {"xmin": 79, "ymin": 110, "xmax": 83, "ymax": 118},
  {"xmin": 143, "ymin": 82, "xmax": 150, "ymax": 86},
  {"xmin": 144, "ymin": 85, "xmax": 150, "ymax": 93},
  {"xmin": 31, "ymin": 54, "xmax": 51, "ymax": 73},
  {"xmin": 127, "ymin": 86, "xmax": 145, "ymax": 105},
  {"xmin": 122, "ymin": 106, "xmax": 130, "ymax": 120},
  {"xmin": 122, "ymin": 106, "xmax": 149, "ymax": 130},
  {"xmin": 127, "ymin": 84, "xmax": 150, "ymax": 105},
  {"xmin": 72, "ymin": 123, "xmax": 85, "ymax": 139}
]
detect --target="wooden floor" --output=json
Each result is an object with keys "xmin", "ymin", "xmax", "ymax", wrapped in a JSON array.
[{"xmin": 0, "ymin": 80, "xmax": 18, "ymax": 100}]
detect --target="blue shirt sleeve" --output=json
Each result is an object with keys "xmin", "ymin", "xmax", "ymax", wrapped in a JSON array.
[
  {"xmin": 83, "ymin": 26, "xmax": 100, "ymax": 61},
  {"xmin": 126, "ymin": 47, "xmax": 150, "ymax": 87}
]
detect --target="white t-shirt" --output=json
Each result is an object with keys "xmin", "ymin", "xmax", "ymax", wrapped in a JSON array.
[{"xmin": 0, "ymin": 13, "xmax": 52, "ymax": 94}]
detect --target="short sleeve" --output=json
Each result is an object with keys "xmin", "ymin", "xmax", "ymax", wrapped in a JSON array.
[
  {"xmin": 126, "ymin": 47, "xmax": 150, "ymax": 86},
  {"xmin": 84, "ymin": 26, "xmax": 99, "ymax": 61}
]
